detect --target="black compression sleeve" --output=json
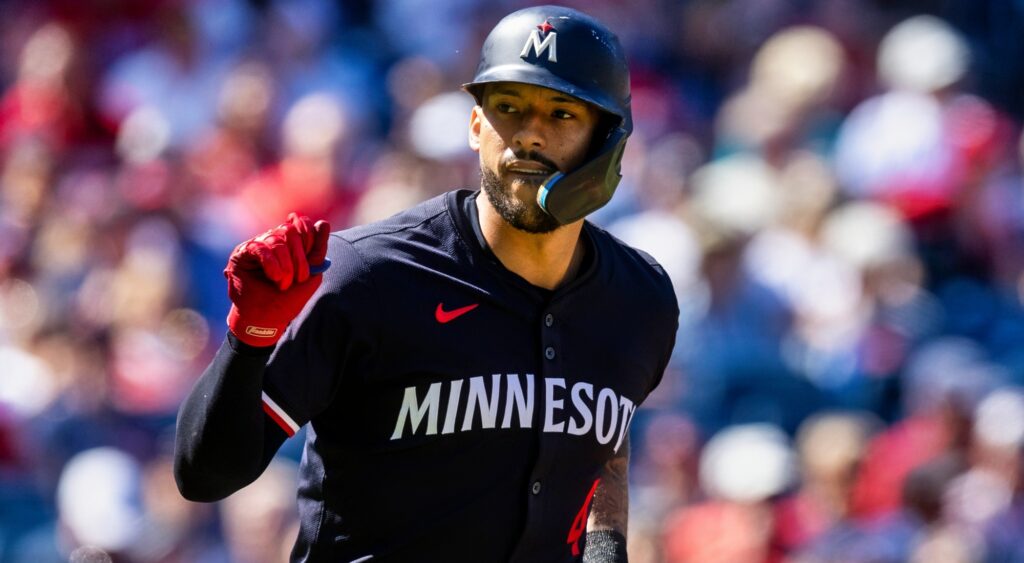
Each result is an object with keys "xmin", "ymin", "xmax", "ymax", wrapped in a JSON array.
[
  {"xmin": 173, "ymin": 333, "xmax": 289, "ymax": 502},
  {"xmin": 583, "ymin": 530, "xmax": 628, "ymax": 563}
]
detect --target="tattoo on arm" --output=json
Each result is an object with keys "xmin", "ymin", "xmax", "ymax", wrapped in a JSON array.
[{"xmin": 588, "ymin": 434, "xmax": 629, "ymax": 535}]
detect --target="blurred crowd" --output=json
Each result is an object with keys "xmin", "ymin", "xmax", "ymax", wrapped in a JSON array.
[{"xmin": 1, "ymin": 0, "xmax": 1023, "ymax": 561}]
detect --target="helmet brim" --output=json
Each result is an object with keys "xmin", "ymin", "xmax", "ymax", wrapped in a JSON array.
[{"xmin": 462, "ymin": 65, "xmax": 627, "ymax": 129}]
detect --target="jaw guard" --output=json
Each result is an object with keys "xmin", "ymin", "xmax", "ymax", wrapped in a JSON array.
[{"xmin": 536, "ymin": 127, "xmax": 627, "ymax": 225}]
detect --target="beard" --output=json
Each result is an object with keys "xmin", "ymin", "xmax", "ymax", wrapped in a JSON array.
[{"xmin": 480, "ymin": 162, "xmax": 563, "ymax": 235}]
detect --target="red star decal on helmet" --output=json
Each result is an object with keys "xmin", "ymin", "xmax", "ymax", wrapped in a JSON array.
[{"xmin": 538, "ymin": 21, "xmax": 555, "ymax": 34}]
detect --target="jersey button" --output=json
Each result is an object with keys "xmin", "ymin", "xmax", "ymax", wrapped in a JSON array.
[
  {"xmin": 531, "ymin": 481, "xmax": 542, "ymax": 495},
  {"xmin": 544, "ymin": 313, "xmax": 554, "ymax": 327},
  {"xmin": 544, "ymin": 347, "xmax": 555, "ymax": 360}
]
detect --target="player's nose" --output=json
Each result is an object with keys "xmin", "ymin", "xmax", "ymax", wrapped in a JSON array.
[{"xmin": 512, "ymin": 111, "xmax": 547, "ymax": 151}]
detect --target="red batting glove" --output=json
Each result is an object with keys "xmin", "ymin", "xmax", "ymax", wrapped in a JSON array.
[{"xmin": 225, "ymin": 213, "xmax": 331, "ymax": 347}]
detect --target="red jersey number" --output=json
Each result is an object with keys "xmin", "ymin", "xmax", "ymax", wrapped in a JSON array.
[{"xmin": 566, "ymin": 478, "xmax": 601, "ymax": 556}]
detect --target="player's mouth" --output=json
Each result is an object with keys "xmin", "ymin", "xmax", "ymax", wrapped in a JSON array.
[{"xmin": 505, "ymin": 160, "xmax": 555, "ymax": 178}]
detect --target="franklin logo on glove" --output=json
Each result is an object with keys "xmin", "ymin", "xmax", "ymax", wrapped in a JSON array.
[{"xmin": 244, "ymin": 326, "xmax": 278, "ymax": 338}]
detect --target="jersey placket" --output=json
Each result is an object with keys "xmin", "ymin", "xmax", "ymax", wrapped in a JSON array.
[{"xmin": 509, "ymin": 296, "xmax": 572, "ymax": 561}]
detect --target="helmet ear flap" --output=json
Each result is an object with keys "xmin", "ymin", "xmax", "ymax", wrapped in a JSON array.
[{"xmin": 587, "ymin": 111, "xmax": 622, "ymax": 159}]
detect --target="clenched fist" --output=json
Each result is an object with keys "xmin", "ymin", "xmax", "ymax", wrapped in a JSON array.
[{"xmin": 225, "ymin": 213, "xmax": 331, "ymax": 347}]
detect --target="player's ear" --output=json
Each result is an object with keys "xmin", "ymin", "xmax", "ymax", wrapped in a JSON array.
[{"xmin": 468, "ymin": 105, "xmax": 482, "ymax": 152}]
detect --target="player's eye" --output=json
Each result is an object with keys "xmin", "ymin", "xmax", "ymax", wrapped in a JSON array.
[
  {"xmin": 495, "ymin": 102, "xmax": 518, "ymax": 114},
  {"xmin": 552, "ymin": 109, "xmax": 576, "ymax": 120}
]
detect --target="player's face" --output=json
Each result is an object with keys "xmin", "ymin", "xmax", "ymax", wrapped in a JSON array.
[{"xmin": 469, "ymin": 82, "xmax": 601, "ymax": 233}]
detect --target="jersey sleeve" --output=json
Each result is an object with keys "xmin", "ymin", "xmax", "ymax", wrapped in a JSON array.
[
  {"xmin": 646, "ymin": 300, "xmax": 679, "ymax": 401},
  {"xmin": 259, "ymin": 234, "xmax": 380, "ymax": 435},
  {"xmin": 637, "ymin": 251, "xmax": 681, "ymax": 402}
]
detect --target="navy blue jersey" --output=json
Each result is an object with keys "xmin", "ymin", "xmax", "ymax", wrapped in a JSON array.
[{"xmin": 256, "ymin": 189, "xmax": 677, "ymax": 562}]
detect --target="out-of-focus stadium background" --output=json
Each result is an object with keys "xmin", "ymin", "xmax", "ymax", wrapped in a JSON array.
[{"xmin": 1, "ymin": 0, "xmax": 1023, "ymax": 561}]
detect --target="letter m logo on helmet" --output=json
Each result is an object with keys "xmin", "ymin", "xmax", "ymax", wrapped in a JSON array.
[{"xmin": 520, "ymin": 22, "xmax": 558, "ymax": 62}]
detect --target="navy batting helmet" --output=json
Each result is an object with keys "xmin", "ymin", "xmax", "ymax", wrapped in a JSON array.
[{"xmin": 463, "ymin": 5, "xmax": 632, "ymax": 225}]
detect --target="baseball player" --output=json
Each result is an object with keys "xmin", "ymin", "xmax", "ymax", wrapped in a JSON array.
[{"xmin": 174, "ymin": 5, "xmax": 678, "ymax": 562}]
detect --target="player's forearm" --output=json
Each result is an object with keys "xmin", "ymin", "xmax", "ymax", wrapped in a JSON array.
[
  {"xmin": 174, "ymin": 334, "xmax": 285, "ymax": 502},
  {"xmin": 585, "ymin": 435, "xmax": 629, "ymax": 562},
  {"xmin": 588, "ymin": 435, "xmax": 629, "ymax": 534}
]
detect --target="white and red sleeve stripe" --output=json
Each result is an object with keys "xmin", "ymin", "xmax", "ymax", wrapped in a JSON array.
[{"xmin": 261, "ymin": 392, "xmax": 300, "ymax": 437}]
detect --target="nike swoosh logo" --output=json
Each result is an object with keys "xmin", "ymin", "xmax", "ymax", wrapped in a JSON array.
[{"xmin": 435, "ymin": 302, "xmax": 479, "ymax": 323}]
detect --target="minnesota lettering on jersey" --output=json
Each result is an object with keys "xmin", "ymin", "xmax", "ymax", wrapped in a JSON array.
[{"xmin": 390, "ymin": 374, "xmax": 636, "ymax": 452}]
